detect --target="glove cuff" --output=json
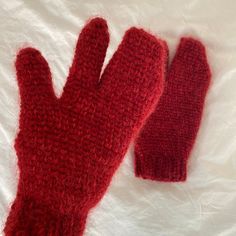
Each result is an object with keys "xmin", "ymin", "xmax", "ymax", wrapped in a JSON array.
[
  {"xmin": 135, "ymin": 147, "xmax": 187, "ymax": 182},
  {"xmin": 4, "ymin": 195, "xmax": 88, "ymax": 236}
]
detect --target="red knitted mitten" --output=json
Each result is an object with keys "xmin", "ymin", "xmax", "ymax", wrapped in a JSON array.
[
  {"xmin": 135, "ymin": 38, "xmax": 211, "ymax": 182},
  {"xmin": 4, "ymin": 18, "xmax": 167, "ymax": 235}
]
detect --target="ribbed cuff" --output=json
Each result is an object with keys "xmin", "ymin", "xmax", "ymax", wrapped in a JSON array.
[
  {"xmin": 135, "ymin": 148, "xmax": 187, "ymax": 182},
  {"xmin": 4, "ymin": 196, "xmax": 88, "ymax": 236}
]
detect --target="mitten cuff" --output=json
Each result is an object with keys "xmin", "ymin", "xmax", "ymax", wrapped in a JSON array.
[
  {"xmin": 4, "ymin": 195, "xmax": 88, "ymax": 236},
  {"xmin": 135, "ymin": 149, "xmax": 187, "ymax": 182}
]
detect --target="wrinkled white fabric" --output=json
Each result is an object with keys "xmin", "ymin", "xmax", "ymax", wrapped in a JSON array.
[{"xmin": 0, "ymin": 0, "xmax": 236, "ymax": 235}]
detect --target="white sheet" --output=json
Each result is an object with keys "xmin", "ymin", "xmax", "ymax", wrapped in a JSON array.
[{"xmin": 1, "ymin": 0, "xmax": 236, "ymax": 235}]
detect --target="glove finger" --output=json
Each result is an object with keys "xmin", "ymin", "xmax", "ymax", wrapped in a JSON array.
[
  {"xmin": 61, "ymin": 17, "xmax": 109, "ymax": 105},
  {"xmin": 99, "ymin": 28, "xmax": 167, "ymax": 134},
  {"xmin": 16, "ymin": 48, "xmax": 56, "ymax": 109}
]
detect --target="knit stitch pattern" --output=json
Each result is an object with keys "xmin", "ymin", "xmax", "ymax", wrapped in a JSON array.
[
  {"xmin": 135, "ymin": 38, "xmax": 211, "ymax": 182},
  {"xmin": 4, "ymin": 18, "xmax": 166, "ymax": 235}
]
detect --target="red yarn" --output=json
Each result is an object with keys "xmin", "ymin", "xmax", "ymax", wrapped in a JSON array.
[
  {"xmin": 135, "ymin": 38, "xmax": 211, "ymax": 182},
  {"xmin": 4, "ymin": 18, "xmax": 166, "ymax": 235}
]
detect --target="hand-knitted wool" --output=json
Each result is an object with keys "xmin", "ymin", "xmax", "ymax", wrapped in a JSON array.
[
  {"xmin": 4, "ymin": 18, "xmax": 167, "ymax": 235},
  {"xmin": 135, "ymin": 38, "xmax": 211, "ymax": 182}
]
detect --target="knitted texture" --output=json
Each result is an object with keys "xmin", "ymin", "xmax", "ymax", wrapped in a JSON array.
[
  {"xmin": 135, "ymin": 38, "xmax": 211, "ymax": 182},
  {"xmin": 4, "ymin": 18, "xmax": 167, "ymax": 235}
]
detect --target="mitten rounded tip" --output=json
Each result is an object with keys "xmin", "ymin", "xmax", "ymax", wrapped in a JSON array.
[
  {"xmin": 178, "ymin": 37, "xmax": 209, "ymax": 64},
  {"xmin": 179, "ymin": 37, "xmax": 206, "ymax": 54},
  {"xmin": 176, "ymin": 37, "xmax": 211, "ymax": 78}
]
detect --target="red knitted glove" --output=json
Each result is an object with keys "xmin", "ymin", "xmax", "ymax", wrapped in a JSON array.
[
  {"xmin": 135, "ymin": 38, "xmax": 211, "ymax": 182},
  {"xmin": 4, "ymin": 18, "xmax": 166, "ymax": 235}
]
